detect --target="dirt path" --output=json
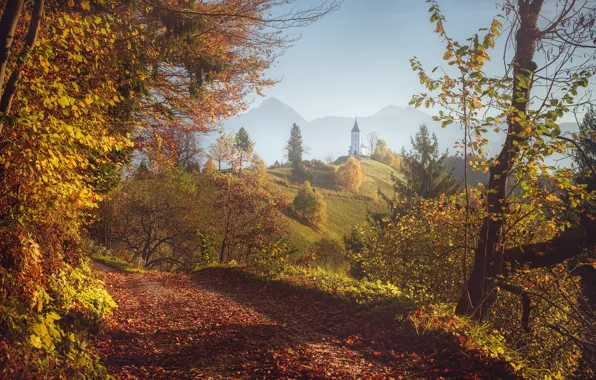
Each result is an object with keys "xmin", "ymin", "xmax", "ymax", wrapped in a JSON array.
[{"xmin": 93, "ymin": 267, "xmax": 517, "ymax": 379}]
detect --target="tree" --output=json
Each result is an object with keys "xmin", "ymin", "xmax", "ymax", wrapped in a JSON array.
[
  {"xmin": 574, "ymin": 107, "xmax": 596, "ymax": 180},
  {"xmin": 411, "ymin": 1, "xmax": 596, "ymax": 372},
  {"xmin": 395, "ymin": 124, "xmax": 459, "ymax": 200},
  {"xmin": 250, "ymin": 153, "xmax": 268, "ymax": 184},
  {"xmin": 293, "ymin": 181, "xmax": 326, "ymax": 225},
  {"xmin": 334, "ymin": 156, "xmax": 363, "ymax": 191},
  {"xmin": 233, "ymin": 127, "xmax": 254, "ymax": 176},
  {"xmin": 110, "ymin": 170, "xmax": 208, "ymax": 271},
  {"xmin": 212, "ymin": 173, "xmax": 288, "ymax": 263},
  {"xmin": 372, "ymin": 139, "xmax": 388, "ymax": 161},
  {"xmin": 286, "ymin": 123, "xmax": 304, "ymax": 166},
  {"xmin": 203, "ymin": 157, "xmax": 217, "ymax": 174},
  {"xmin": 209, "ymin": 135, "xmax": 233, "ymax": 171},
  {"xmin": 324, "ymin": 154, "xmax": 335, "ymax": 164},
  {"xmin": 366, "ymin": 132, "xmax": 378, "ymax": 156}
]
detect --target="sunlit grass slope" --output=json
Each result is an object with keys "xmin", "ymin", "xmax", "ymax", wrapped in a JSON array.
[{"xmin": 268, "ymin": 158, "xmax": 400, "ymax": 251}]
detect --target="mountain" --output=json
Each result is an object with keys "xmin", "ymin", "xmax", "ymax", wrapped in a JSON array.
[{"xmin": 212, "ymin": 98, "xmax": 580, "ymax": 166}]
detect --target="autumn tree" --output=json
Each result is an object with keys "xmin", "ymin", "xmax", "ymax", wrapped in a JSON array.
[
  {"xmin": 212, "ymin": 172, "xmax": 288, "ymax": 263},
  {"xmin": 209, "ymin": 134, "xmax": 234, "ymax": 171},
  {"xmin": 293, "ymin": 181, "xmax": 327, "ymax": 225},
  {"xmin": 334, "ymin": 156, "xmax": 363, "ymax": 191},
  {"xmin": 411, "ymin": 0, "xmax": 596, "ymax": 373},
  {"xmin": 0, "ymin": 0, "xmax": 339, "ymax": 374},
  {"xmin": 110, "ymin": 169, "xmax": 208, "ymax": 270},
  {"xmin": 203, "ymin": 157, "xmax": 216, "ymax": 174},
  {"xmin": 233, "ymin": 127, "xmax": 254, "ymax": 175},
  {"xmin": 372, "ymin": 139, "xmax": 388, "ymax": 161},
  {"xmin": 286, "ymin": 123, "xmax": 304, "ymax": 166}
]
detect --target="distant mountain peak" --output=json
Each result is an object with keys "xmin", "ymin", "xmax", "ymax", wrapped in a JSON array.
[
  {"xmin": 258, "ymin": 97, "xmax": 292, "ymax": 109},
  {"xmin": 374, "ymin": 105, "xmax": 405, "ymax": 118}
]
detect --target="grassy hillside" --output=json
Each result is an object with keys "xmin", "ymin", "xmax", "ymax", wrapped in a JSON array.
[{"xmin": 268, "ymin": 158, "xmax": 399, "ymax": 251}]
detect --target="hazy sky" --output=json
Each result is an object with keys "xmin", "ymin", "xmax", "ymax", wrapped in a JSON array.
[{"xmin": 252, "ymin": 0, "xmax": 505, "ymax": 121}]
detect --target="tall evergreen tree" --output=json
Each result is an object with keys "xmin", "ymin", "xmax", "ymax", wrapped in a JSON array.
[
  {"xmin": 575, "ymin": 107, "xmax": 596, "ymax": 180},
  {"xmin": 286, "ymin": 123, "xmax": 304, "ymax": 167},
  {"xmin": 394, "ymin": 124, "xmax": 459, "ymax": 200},
  {"xmin": 234, "ymin": 127, "xmax": 254, "ymax": 175}
]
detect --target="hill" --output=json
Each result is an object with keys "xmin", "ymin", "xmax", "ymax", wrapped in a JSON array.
[{"xmin": 268, "ymin": 158, "xmax": 398, "ymax": 251}]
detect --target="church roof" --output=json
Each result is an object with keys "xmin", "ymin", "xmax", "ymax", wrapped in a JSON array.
[{"xmin": 351, "ymin": 118, "xmax": 360, "ymax": 133}]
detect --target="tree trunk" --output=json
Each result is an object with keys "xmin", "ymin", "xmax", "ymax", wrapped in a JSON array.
[
  {"xmin": 0, "ymin": 0, "xmax": 44, "ymax": 116},
  {"xmin": 456, "ymin": 0, "xmax": 544, "ymax": 318},
  {"xmin": 0, "ymin": 0, "xmax": 25, "ymax": 97}
]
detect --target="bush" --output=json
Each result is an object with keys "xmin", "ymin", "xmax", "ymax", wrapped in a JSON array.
[
  {"xmin": 291, "ymin": 162, "xmax": 312, "ymax": 182},
  {"xmin": 292, "ymin": 181, "xmax": 327, "ymax": 225},
  {"xmin": 334, "ymin": 156, "xmax": 363, "ymax": 190},
  {"xmin": 1, "ymin": 249, "xmax": 114, "ymax": 378}
]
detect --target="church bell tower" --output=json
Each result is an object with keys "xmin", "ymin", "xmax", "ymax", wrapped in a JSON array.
[{"xmin": 350, "ymin": 118, "xmax": 361, "ymax": 155}]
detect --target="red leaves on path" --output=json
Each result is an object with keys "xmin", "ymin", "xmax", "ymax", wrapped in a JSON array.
[{"xmin": 93, "ymin": 267, "xmax": 517, "ymax": 379}]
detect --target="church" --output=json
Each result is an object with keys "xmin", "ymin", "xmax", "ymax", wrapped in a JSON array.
[{"xmin": 349, "ymin": 118, "xmax": 366, "ymax": 156}]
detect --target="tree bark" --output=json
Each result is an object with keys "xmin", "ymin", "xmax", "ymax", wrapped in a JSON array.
[
  {"xmin": 456, "ymin": 0, "xmax": 545, "ymax": 318},
  {"xmin": 0, "ymin": 0, "xmax": 45, "ymax": 116},
  {"xmin": 0, "ymin": 0, "xmax": 25, "ymax": 97}
]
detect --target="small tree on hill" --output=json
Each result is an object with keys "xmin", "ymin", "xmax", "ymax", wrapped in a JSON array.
[
  {"xmin": 209, "ymin": 134, "xmax": 233, "ymax": 171},
  {"xmin": 334, "ymin": 156, "xmax": 363, "ymax": 191},
  {"xmin": 203, "ymin": 157, "xmax": 216, "ymax": 174},
  {"xmin": 286, "ymin": 123, "xmax": 304, "ymax": 166},
  {"xmin": 250, "ymin": 153, "xmax": 268, "ymax": 183},
  {"xmin": 293, "ymin": 181, "xmax": 327, "ymax": 225},
  {"xmin": 367, "ymin": 132, "xmax": 378, "ymax": 156},
  {"xmin": 372, "ymin": 139, "xmax": 388, "ymax": 161},
  {"xmin": 233, "ymin": 127, "xmax": 254, "ymax": 175},
  {"xmin": 394, "ymin": 124, "xmax": 459, "ymax": 200}
]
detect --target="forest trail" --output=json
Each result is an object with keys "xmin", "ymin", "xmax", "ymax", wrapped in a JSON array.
[{"xmin": 93, "ymin": 266, "xmax": 517, "ymax": 379}]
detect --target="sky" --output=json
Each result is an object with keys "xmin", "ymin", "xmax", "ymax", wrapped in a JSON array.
[{"xmin": 250, "ymin": 0, "xmax": 507, "ymax": 121}]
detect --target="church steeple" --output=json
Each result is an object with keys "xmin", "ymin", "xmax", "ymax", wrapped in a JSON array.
[
  {"xmin": 350, "ymin": 117, "xmax": 361, "ymax": 155},
  {"xmin": 351, "ymin": 118, "xmax": 360, "ymax": 133}
]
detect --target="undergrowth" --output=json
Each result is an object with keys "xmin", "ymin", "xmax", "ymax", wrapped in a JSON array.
[{"xmin": 1, "ymin": 259, "xmax": 116, "ymax": 378}]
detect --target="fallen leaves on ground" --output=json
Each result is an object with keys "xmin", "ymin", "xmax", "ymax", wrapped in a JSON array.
[{"xmin": 93, "ymin": 267, "xmax": 517, "ymax": 379}]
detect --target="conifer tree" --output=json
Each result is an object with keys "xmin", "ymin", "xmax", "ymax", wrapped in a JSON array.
[
  {"xmin": 395, "ymin": 124, "xmax": 459, "ymax": 200},
  {"xmin": 234, "ymin": 127, "xmax": 254, "ymax": 176},
  {"xmin": 286, "ymin": 123, "xmax": 304, "ymax": 167},
  {"xmin": 575, "ymin": 106, "xmax": 596, "ymax": 179}
]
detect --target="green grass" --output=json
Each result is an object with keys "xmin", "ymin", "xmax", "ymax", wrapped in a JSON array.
[
  {"xmin": 245, "ymin": 263, "xmax": 415, "ymax": 309},
  {"xmin": 358, "ymin": 158, "xmax": 399, "ymax": 197},
  {"xmin": 93, "ymin": 254, "xmax": 146, "ymax": 273},
  {"xmin": 268, "ymin": 158, "xmax": 399, "ymax": 252}
]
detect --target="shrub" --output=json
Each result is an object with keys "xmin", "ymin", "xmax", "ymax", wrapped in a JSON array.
[
  {"xmin": 292, "ymin": 181, "xmax": 327, "ymax": 225},
  {"xmin": 291, "ymin": 162, "xmax": 312, "ymax": 182},
  {"xmin": 334, "ymin": 156, "xmax": 363, "ymax": 190}
]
